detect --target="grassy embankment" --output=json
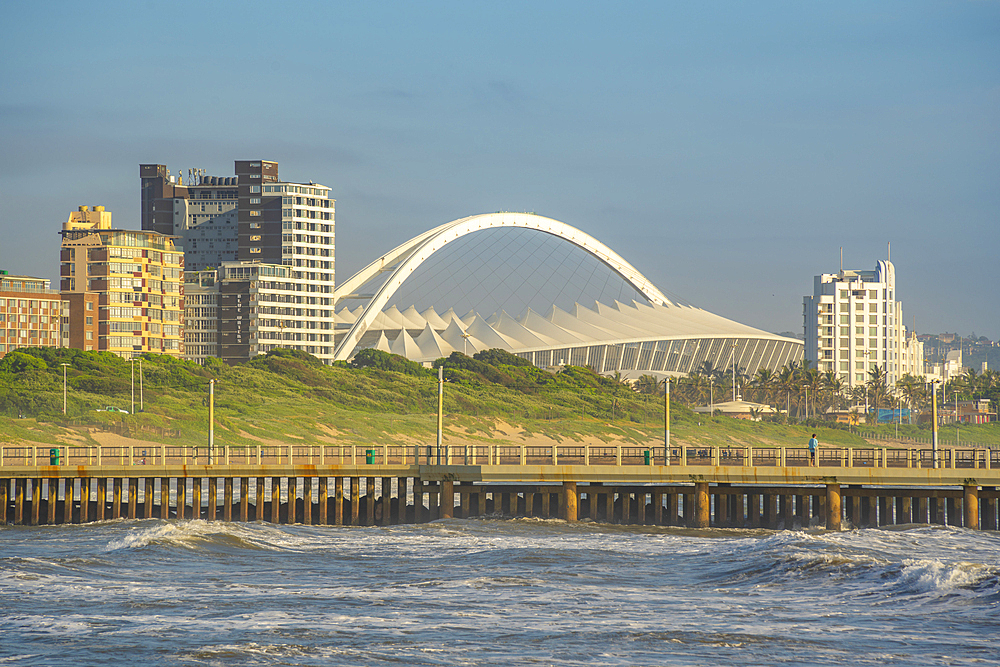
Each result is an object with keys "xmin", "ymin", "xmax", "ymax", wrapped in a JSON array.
[{"xmin": 1, "ymin": 347, "xmax": 995, "ymax": 452}]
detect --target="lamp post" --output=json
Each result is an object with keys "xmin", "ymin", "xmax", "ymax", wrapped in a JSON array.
[
  {"xmin": 209, "ymin": 379, "xmax": 215, "ymax": 464},
  {"xmin": 461, "ymin": 332, "xmax": 471, "ymax": 356},
  {"xmin": 931, "ymin": 379, "xmax": 940, "ymax": 468},
  {"xmin": 60, "ymin": 363, "xmax": 69, "ymax": 415},
  {"xmin": 436, "ymin": 365, "xmax": 444, "ymax": 465},
  {"xmin": 659, "ymin": 378, "xmax": 671, "ymax": 465},
  {"xmin": 139, "ymin": 358, "xmax": 144, "ymax": 412},
  {"xmin": 131, "ymin": 357, "xmax": 135, "ymax": 415}
]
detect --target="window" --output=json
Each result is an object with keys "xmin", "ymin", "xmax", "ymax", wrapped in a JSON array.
[
  {"xmin": 250, "ymin": 198, "xmax": 261, "ymax": 204},
  {"xmin": 840, "ymin": 315, "xmax": 848, "ymax": 324},
  {"xmin": 86, "ymin": 316, "xmax": 93, "ymax": 325},
  {"xmin": 250, "ymin": 247, "xmax": 261, "ymax": 254},
  {"xmin": 250, "ymin": 223, "xmax": 261, "ymax": 229},
  {"xmin": 86, "ymin": 331, "xmax": 93, "ymax": 340},
  {"xmin": 249, "ymin": 210, "xmax": 261, "ymax": 217},
  {"xmin": 870, "ymin": 315, "xmax": 878, "ymax": 324},
  {"xmin": 250, "ymin": 235, "xmax": 262, "ymax": 241},
  {"xmin": 250, "ymin": 185, "xmax": 261, "ymax": 193}
]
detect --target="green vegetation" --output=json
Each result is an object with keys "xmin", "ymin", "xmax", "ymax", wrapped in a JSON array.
[{"xmin": 3, "ymin": 346, "xmax": 992, "ymax": 452}]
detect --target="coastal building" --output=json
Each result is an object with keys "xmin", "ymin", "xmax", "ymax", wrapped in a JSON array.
[
  {"xmin": 140, "ymin": 160, "xmax": 335, "ymax": 282},
  {"xmin": 803, "ymin": 259, "xmax": 921, "ymax": 389},
  {"xmin": 183, "ymin": 270, "xmax": 220, "ymax": 364},
  {"xmin": 217, "ymin": 262, "xmax": 337, "ymax": 364},
  {"xmin": 60, "ymin": 206, "xmax": 184, "ymax": 359},
  {"xmin": 0, "ymin": 273, "xmax": 66, "ymax": 359}
]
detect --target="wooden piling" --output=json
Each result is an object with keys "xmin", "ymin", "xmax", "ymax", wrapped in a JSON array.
[{"xmin": 564, "ymin": 482, "xmax": 578, "ymax": 521}]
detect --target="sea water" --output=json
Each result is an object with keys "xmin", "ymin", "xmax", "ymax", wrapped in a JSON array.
[{"xmin": 1, "ymin": 518, "xmax": 998, "ymax": 666}]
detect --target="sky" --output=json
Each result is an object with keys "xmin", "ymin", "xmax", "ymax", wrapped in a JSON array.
[{"xmin": 1, "ymin": 1, "xmax": 997, "ymax": 340}]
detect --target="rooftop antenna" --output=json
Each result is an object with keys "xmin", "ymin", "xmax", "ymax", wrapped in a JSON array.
[
  {"xmin": 888, "ymin": 241, "xmax": 891, "ymax": 262},
  {"xmin": 840, "ymin": 247, "xmax": 843, "ymax": 275}
]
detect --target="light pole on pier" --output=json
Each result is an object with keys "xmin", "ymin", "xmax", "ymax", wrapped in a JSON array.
[
  {"xmin": 61, "ymin": 363, "xmax": 69, "ymax": 415},
  {"xmin": 436, "ymin": 365, "xmax": 444, "ymax": 465},
  {"xmin": 659, "ymin": 377, "xmax": 671, "ymax": 465},
  {"xmin": 930, "ymin": 379, "xmax": 941, "ymax": 468}
]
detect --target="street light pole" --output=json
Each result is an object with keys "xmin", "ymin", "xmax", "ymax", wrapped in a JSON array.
[
  {"xmin": 436, "ymin": 365, "xmax": 444, "ymax": 465},
  {"xmin": 660, "ymin": 378, "xmax": 671, "ymax": 465},
  {"xmin": 131, "ymin": 358, "xmax": 135, "ymax": 415},
  {"xmin": 61, "ymin": 363, "xmax": 69, "ymax": 415},
  {"xmin": 209, "ymin": 379, "xmax": 215, "ymax": 465},
  {"xmin": 139, "ymin": 358, "xmax": 143, "ymax": 412},
  {"xmin": 931, "ymin": 380, "xmax": 940, "ymax": 468}
]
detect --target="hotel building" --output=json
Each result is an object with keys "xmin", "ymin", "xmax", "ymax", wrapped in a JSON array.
[
  {"xmin": 60, "ymin": 206, "xmax": 184, "ymax": 359},
  {"xmin": 803, "ymin": 259, "xmax": 923, "ymax": 389}
]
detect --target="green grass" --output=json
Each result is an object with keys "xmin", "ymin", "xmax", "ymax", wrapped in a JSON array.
[{"xmin": 0, "ymin": 347, "xmax": 995, "ymax": 451}]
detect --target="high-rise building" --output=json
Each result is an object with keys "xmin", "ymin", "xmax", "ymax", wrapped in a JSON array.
[
  {"xmin": 183, "ymin": 270, "xmax": 219, "ymax": 364},
  {"xmin": 0, "ymin": 272, "xmax": 66, "ymax": 359},
  {"xmin": 140, "ymin": 161, "xmax": 335, "ymax": 282},
  {"xmin": 143, "ymin": 160, "xmax": 336, "ymax": 365},
  {"xmin": 803, "ymin": 259, "xmax": 923, "ymax": 389},
  {"xmin": 60, "ymin": 206, "xmax": 184, "ymax": 359}
]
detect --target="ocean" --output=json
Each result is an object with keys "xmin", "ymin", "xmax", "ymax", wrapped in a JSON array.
[{"xmin": 1, "ymin": 518, "xmax": 998, "ymax": 666}]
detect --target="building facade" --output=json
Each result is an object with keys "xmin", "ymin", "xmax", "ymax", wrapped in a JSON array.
[
  {"xmin": 183, "ymin": 270, "xmax": 220, "ymax": 364},
  {"xmin": 60, "ymin": 206, "xmax": 184, "ymax": 359},
  {"xmin": 803, "ymin": 260, "xmax": 921, "ymax": 389},
  {"xmin": 0, "ymin": 273, "xmax": 66, "ymax": 359},
  {"xmin": 217, "ymin": 262, "xmax": 337, "ymax": 365}
]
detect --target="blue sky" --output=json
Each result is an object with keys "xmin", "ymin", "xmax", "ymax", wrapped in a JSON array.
[{"xmin": 1, "ymin": 1, "xmax": 997, "ymax": 339}]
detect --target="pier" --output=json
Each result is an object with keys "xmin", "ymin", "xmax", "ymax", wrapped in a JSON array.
[{"xmin": 2, "ymin": 443, "xmax": 997, "ymax": 530}]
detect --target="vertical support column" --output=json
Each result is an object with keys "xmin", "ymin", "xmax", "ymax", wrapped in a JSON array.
[
  {"xmin": 765, "ymin": 494, "xmax": 777, "ymax": 529},
  {"xmin": 240, "ymin": 478, "xmax": 249, "ymax": 522},
  {"xmin": 96, "ymin": 478, "xmax": 106, "ymax": 522},
  {"xmin": 160, "ymin": 478, "xmax": 170, "ymax": 520},
  {"xmin": 302, "ymin": 477, "xmax": 312, "ymax": 525},
  {"xmin": 398, "ymin": 477, "xmax": 408, "ymax": 524},
  {"xmin": 64, "ymin": 478, "xmax": 74, "ymax": 524},
  {"xmin": 664, "ymin": 491, "xmax": 675, "ymax": 526},
  {"xmin": 459, "ymin": 483, "xmax": 469, "ymax": 519},
  {"xmin": 605, "ymin": 489, "xmax": 615, "ymax": 523},
  {"xmin": 478, "ymin": 485, "xmax": 486, "ymax": 518},
  {"xmin": 964, "ymin": 485, "xmax": 979, "ymax": 530},
  {"xmin": 127, "ymin": 478, "xmax": 137, "ymax": 519},
  {"xmin": 382, "ymin": 477, "xmax": 392, "ymax": 524},
  {"xmin": 109, "ymin": 478, "xmax": 121, "ymax": 521},
  {"xmin": 334, "ymin": 477, "xmax": 344, "ymax": 525},
  {"xmin": 429, "ymin": 483, "xmax": 439, "ymax": 521},
  {"xmin": 143, "ymin": 478, "xmax": 153, "ymax": 519},
  {"xmin": 15, "ymin": 479, "xmax": 25, "ymax": 525},
  {"xmin": 564, "ymin": 482, "xmax": 578, "ymax": 522},
  {"xmin": 207, "ymin": 478, "xmax": 218, "ymax": 521},
  {"xmin": 192, "ymin": 478, "xmax": 201, "ymax": 521},
  {"xmin": 0, "ymin": 479, "xmax": 8, "ymax": 525},
  {"xmin": 30, "ymin": 479, "xmax": 41, "ymax": 526},
  {"xmin": 541, "ymin": 489, "xmax": 551, "ymax": 518},
  {"xmin": 366, "ymin": 477, "xmax": 376, "ymax": 525},
  {"xmin": 946, "ymin": 497, "xmax": 957, "ymax": 527},
  {"xmin": 896, "ymin": 497, "xmax": 908, "ymax": 525},
  {"xmin": 748, "ymin": 492, "xmax": 760, "ymax": 528},
  {"xmin": 441, "ymin": 480, "xmax": 454, "ymax": 519},
  {"xmin": 254, "ymin": 477, "xmax": 264, "ymax": 522},
  {"xmin": 621, "ymin": 491, "xmax": 630, "ymax": 524},
  {"xmin": 694, "ymin": 482, "xmax": 710, "ymax": 528},
  {"xmin": 878, "ymin": 497, "xmax": 889, "ymax": 527},
  {"xmin": 826, "ymin": 484, "xmax": 841, "ymax": 531},
  {"xmin": 351, "ymin": 477, "xmax": 360, "ymax": 526},
  {"xmin": 716, "ymin": 488, "xmax": 728, "ymax": 527},
  {"xmin": 289, "ymin": 477, "xmax": 299, "ymax": 524},
  {"xmin": 319, "ymin": 477, "xmax": 328, "ymax": 525},
  {"xmin": 80, "ymin": 478, "xmax": 90, "ymax": 524},
  {"xmin": 271, "ymin": 477, "xmax": 281, "ymax": 523},
  {"xmin": 637, "ymin": 491, "xmax": 646, "ymax": 525},
  {"xmin": 177, "ymin": 478, "xmax": 186, "ymax": 520},
  {"xmin": 223, "ymin": 477, "xmax": 233, "ymax": 522},
  {"xmin": 48, "ymin": 478, "xmax": 57, "ymax": 525}
]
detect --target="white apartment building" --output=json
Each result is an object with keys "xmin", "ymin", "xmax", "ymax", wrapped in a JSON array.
[
  {"xmin": 803, "ymin": 260, "xmax": 923, "ymax": 389},
  {"xmin": 183, "ymin": 270, "xmax": 220, "ymax": 364}
]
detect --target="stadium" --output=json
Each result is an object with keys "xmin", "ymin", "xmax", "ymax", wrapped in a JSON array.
[{"xmin": 332, "ymin": 212, "xmax": 802, "ymax": 379}]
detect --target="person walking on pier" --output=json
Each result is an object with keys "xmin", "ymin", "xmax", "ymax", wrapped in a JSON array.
[{"xmin": 808, "ymin": 434, "xmax": 818, "ymax": 466}]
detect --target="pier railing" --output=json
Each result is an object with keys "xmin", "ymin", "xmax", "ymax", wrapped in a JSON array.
[{"xmin": 2, "ymin": 443, "xmax": 996, "ymax": 470}]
